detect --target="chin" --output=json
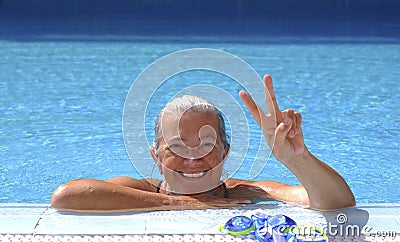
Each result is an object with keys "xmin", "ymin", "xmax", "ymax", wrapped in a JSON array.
[{"xmin": 168, "ymin": 173, "xmax": 221, "ymax": 194}]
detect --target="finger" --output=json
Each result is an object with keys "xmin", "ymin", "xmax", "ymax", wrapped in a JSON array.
[
  {"xmin": 240, "ymin": 90, "xmax": 277, "ymax": 136},
  {"xmin": 294, "ymin": 112, "xmax": 302, "ymax": 134},
  {"xmin": 263, "ymin": 75, "xmax": 282, "ymax": 122},
  {"xmin": 286, "ymin": 109, "xmax": 297, "ymax": 138},
  {"xmin": 239, "ymin": 90, "xmax": 265, "ymax": 126},
  {"xmin": 274, "ymin": 118, "xmax": 292, "ymax": 148}
]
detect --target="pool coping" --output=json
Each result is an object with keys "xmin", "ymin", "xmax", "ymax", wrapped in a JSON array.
[{"xmin": 1, "ymin": 203, "xmax": 399, "ymax": 238}]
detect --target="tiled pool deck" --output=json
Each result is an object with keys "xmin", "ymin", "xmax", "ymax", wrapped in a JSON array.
[{"xmin": 0, "ymin": 203, "xmax": 399, "ymax": 241}]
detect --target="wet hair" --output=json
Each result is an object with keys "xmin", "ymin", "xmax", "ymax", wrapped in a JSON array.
[{"xmin": 153, "ymin": 95, "xmax": 229, "ymax": 151}]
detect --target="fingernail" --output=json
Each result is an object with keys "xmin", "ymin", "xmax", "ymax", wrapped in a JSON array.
[{"xmin": 289, "ymin": 130, "xmax": 295, "ymax": 136}]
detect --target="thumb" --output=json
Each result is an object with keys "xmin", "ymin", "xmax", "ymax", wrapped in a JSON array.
[{"xmin": 275, "ymin": 118, "xmax": 292, "ymax": 145}]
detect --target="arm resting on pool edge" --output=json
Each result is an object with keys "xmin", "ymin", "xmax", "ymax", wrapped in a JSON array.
[
  {"xmin": 225, "ymin": 179, "xmax": 309, "ymax": 206},
  {"xmin": 50, "ymin": 179, "xmax": 250, "ymax": 212},
  {"xmin": 225, "ymin": 151, "xmax": 355, "ymax": 210},
  {"xmin": 51, "ymin": 179, "xmax": 167, "ymax": 212},
  {"xmin": 284, "ymin": 147, "xmax": 356, "ymax": 210}
]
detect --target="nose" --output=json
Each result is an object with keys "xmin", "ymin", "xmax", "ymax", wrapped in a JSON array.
[
  {"xmin": 182, "ymin": 158, "xmax": 203, "ymax": 168},
  {"xmin": 179, "ymin": 146, "xmax": 208, "ymax": 160}
]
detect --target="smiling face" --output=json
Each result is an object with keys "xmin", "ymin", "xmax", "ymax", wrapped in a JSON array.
[{"xmin": 151, "ymin": 110, "xmax": 229, "ymax": 194}]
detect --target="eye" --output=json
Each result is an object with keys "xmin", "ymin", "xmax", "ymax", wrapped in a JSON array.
[
  {"xmin": 168, "ymin": 143, "xmax": 183, "ymax": 149},
  {"xmin": 200, "ymin": 142, "xmax": 215, "ymax": 150}
]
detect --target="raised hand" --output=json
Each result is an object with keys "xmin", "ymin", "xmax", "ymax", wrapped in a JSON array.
[{"xmin": 239, "ymin": 75, "xmax": 305, "ymax": 163}]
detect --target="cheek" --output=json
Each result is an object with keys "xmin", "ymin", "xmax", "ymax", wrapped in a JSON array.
[
  {"xmin": 205, "ymin": 149, "xmax": 226, "ymax": 166},
  {"xmin": 160, "ymin": 153, "xmax": 180, "ymax": 170},
  {"xmin": 159, "ymin": 147, "xmax": 226, "ymax": 170}
]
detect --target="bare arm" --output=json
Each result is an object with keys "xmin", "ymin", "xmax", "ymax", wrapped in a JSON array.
[
  {"xmin": 225, "ymin": 179, "xmax": 309, "ymax": 206},
  {"xmin": 227, "ymin": 156, "xmax": 353, "ymax": 210},
  {"xmin": 51, "ymin": 178, "xmax": 250, "ymax": 212},
  {"xmin": 229, "ymin": 153, "xmax": 355, "ymax": 210},
  {"xmin": 285, "ymin": 149, "xmax": 355, "ymax": 210},
  {"xmin": 51, "ymin": 178, "xmax": 171, "ymax": 212},
  {"xmin": 239, "ymin": 75, "xmax": 355, "ymax": 210}
]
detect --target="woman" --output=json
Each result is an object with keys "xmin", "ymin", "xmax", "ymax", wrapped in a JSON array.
[{"xmin": 51, "ymin": 75, "xmax": 355, "ymax": 212}]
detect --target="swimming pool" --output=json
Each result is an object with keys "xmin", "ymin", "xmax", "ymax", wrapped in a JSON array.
[
  {"xmin": 0, "ymin": 5, "xmax": 399, "ymax": 205},
  {"xmin": 1, "ymin": 35, "xmax": 398, "ymax": 205}
]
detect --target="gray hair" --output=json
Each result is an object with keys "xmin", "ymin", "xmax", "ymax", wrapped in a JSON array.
[{"xmin": 153, "ymin": 95, "xmax": 229, "ymax": 151}]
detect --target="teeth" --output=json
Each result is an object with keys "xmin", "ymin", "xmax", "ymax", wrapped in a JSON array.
[{"xmin": 182, "ymin": 172, "xmax": 205, "ymax": 178}]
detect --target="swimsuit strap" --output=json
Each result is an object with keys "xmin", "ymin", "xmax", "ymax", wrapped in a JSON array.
[
  {"xmin": 156, "ymin": 180, "xmax": 163, "ymax": 193},
  {"xmin": 222, "ymin": 182, "xmax": 229, "ymax": 198}
]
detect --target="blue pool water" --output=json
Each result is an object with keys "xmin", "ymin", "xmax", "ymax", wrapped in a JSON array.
[
  {"xmin": 1, "ymin": 36, "xmax": 399, "ymax": 204},
  {"xmin": 0, "ymin": 2, "xmax": 399, "ymax": 205}
]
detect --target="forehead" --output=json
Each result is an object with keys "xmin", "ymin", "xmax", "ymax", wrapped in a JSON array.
[{"xmin": 160, "ymin": 111, "xmax": 220, "ymax": 138}]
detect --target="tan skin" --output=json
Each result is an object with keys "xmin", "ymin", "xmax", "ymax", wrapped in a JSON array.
[{"xmin": 51, "ymin": 75, "xmax": 355, "ymax": 212}]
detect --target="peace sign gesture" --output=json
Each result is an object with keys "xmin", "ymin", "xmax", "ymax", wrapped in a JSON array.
[{"xmin": 239, "ymin": 75, "xmax": 305, "ymax": 163}]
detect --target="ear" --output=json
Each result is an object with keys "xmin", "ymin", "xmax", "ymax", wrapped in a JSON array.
[
  {"xmin": 221, "ymin": 144, "xmax": 230, "ymax": 162},
  {"xmin": 150, "ymin": 145, "xmax": 163, "ymax": 175}
]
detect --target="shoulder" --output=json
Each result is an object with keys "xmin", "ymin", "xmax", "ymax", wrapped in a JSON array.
[
  {"xmin": 222, "ymin": 178, "xmax": 279, "ymax": 201},
  {"xmin": 223, "ymin": 178, "xmax": 294, "ymax": 201},
  {"xmin": 106, "ymin": 176, "xmax": 161, "ymax": 193}
]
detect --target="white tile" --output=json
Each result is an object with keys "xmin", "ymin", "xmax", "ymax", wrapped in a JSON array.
[
  {"xmin": 35, "ymin": 208, "xmax": 146, "ymax": 235},
  {"xmin": 359, "ymin": 203, "xmax": 400, "ymax": 216},
  {"xmin": 0, "ymin": 216, "xmax": 40, "ymax": 234},
  {"xmin": 2, "ymin": 203, "xmax": 400, "ymax": 237},
  {"xmin": 145, "ymin": 217, "xmax": 213, "ymax": 234},
  {"xmin": 365, "ymin": 217, "xmax": 400, "ymax": 234},
  {"xmin": 0, "ymin": 203, "xmax": 48, "ymax": 234},
  {"xmin": 0, "ymin": 203, "xmax": 48, "ymax": 216},
  {"xmin": 144, "ymin": 208, "xmax": 246, "ymax": 234}
]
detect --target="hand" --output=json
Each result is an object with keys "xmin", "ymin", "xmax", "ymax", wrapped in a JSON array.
[{"xmin": 239, "ymin": 75, "xmax": 305, "ymax": 163}]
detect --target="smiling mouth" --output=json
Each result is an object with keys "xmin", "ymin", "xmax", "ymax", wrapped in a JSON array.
[{"xmin": 178, "ymin": 170, "xmax": 208, "ymax": 178}]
